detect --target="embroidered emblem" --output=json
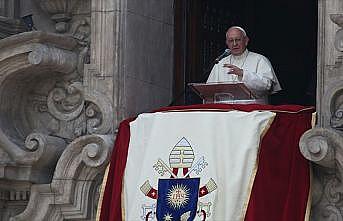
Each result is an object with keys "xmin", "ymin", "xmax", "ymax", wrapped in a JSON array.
[
  {"xmin": 167, "ymin": 183, "xmax": 190, "ymax": 209},
  {"xmin": 140, "ymin": 137, "xmax": 217, "ymax": 221}
]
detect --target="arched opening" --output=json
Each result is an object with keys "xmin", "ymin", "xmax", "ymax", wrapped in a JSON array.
[{"xmin": 174, "ymin": 0, "xmax": 318, "ymax": 106}]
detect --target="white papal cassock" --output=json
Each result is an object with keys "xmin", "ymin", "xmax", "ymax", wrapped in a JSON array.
[{"xmin": 207, "ymin": 50, "xmax": 282, "ymax": 104}]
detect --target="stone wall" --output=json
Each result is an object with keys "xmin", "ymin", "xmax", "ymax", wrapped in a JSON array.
[{"xmin": 121, "ymin": 0, "xmax": 174, "ymax": 118}]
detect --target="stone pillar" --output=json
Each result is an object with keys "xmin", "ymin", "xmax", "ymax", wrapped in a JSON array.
[
  {"xmin": 300, "ymin": 0, "xmax": 343, "ymax": 220},
  {"xmin": 119, "ymin": 0, "xmax": 174, "ymax": 117},
  {"xmin": 86, "ymin": 0, "xmax": 174, "ymax": 126}
]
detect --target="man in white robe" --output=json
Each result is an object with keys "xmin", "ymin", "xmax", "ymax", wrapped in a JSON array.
[{"xmin": 207, "ymin": 26, "xmax": 282, "ymax": 104}]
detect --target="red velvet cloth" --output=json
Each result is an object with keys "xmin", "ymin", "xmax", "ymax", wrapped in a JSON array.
[
  {"xmin": 99, "ymin": 119, "xmax": 132, "ymax": 221},
  {"xmin": 99, "ymin": 104, "xmax": 314, "ymax": 221},
  {"xmin": 244, "ymin": 107, "xmax": 313, "ymax": 221}
]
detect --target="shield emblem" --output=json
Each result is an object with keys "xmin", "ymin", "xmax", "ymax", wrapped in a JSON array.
[{"xmin": 156, "ymin": 178, "xmax": 200, "ymax": 221}]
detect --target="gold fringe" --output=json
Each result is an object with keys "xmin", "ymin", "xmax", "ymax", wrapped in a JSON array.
[
  {"xmin": 160, "ymin": 106, "xmax": 315, "ymax": 114},
  {"xmin": 304, "ymin": 111, "xmax": 316, "ymax": 220},
  {"xmin": 121, "ymin": 173, "xmax": 126, "ymax": 221},
  {"xmin": 95, "ymin": 164, "xmax": 110, "ymax": 221},
  {"xmin": 311, "ymin": 112, "xmax": 317, "ymax": 128},
  {"xmin": 304, "ymin": 164, "xmax": 312, "ymax": 221},
  {"xmin": 240, "ymin": 113, "xmax": 276, "ymax": 221}
]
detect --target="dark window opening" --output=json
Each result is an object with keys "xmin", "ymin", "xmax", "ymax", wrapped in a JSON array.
[{"xmin": 174, "ymin": 0, "xmax": 317, "ymax": 106}]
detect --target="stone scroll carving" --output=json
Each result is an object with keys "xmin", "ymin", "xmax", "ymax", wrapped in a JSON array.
[
  {"xmin": 0, "ymin": 28, "xmax": 114, "ymax": 220},
  {"xmin": 300, "ymin": 128, "xmax": 338, "ymax": 169},
  {"xmin": 0, "ymin": 30, "xmax": 113, "ymax": 171},
  {"xmin": 0, "ymin": 31, "xmax": 79, "ymax": 182},
  {"xmin": 0, "ymin": 0, "xmax": 116, "ymax": 220},
  {"xmin": 327, "ymin": 85, "xmax": 343, "ymax": 130},
  {"xmin": 300, "ymin": 128, "xmax": 343, "ymax": 221},
  {"xmin": 9, "ymin": 134, "xmax": 114, "ymax": 221}
]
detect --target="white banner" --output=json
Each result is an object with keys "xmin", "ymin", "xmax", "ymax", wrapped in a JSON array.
[{"xmin": 123, "ymin": 110, "xmax": 275, "ymax": 221}]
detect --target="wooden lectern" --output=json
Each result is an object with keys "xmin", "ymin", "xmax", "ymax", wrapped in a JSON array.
[{"xmin": 188, "ymin": 82, "xmax": 262, "ymax": 104}]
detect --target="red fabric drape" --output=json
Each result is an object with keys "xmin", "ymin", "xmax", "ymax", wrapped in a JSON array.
[
  {"xmin": 99, "ymin": 104, "xmax": 314, "ymax": 221},
  {"xmin": 244, "ymin": 109, "xmax": 313, "ymax": 221},
  {"xmin": 99, "ymin": 119, "xmax": 132, "ymax": 221}
]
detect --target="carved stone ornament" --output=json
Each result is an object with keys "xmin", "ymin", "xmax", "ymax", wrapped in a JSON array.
[
  {"xmin": 10, "ymin": 134, "xmax": 114, "ymax": 221},
  {"xmin": 321, "ymin": 14, "xmax": 343, "ymax": 131},
  {"xmin": 0, "ymin": 30, "xmax": 114, "ymax": 220},
  {"xmin": 34, "ymin": 0, "xmax": 89, "ymax": 34},
  {"xmin": 331, "ymin": 14, "xmax": 343, "ymax": 52},
  {"xmin": 300, "ymin": 128, "xmax": 341, "ymax": 169},
  {"xmin": 300, "ymin": 127, "xmax": 343, "ymax": 221},
  {"xmin": 298, "ymin": 12, "xmax": 343, "ymax": 221},
  {"xmin": 0, "ymin": 31, "xmax": 79, "ymax": 182},
  {"xmin": 321, "ymin": 80, "xmax": 343, "ymax": 130}
]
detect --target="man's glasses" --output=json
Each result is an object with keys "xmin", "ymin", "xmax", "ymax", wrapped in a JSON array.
[{"xmin": 227, "ymin": 38, "xmax": 244, "ymax": 45}]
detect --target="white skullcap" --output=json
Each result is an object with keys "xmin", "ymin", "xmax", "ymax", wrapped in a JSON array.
[{"xmin": 227, "ymin": 26, "xmax": 247, "ymax": 37}]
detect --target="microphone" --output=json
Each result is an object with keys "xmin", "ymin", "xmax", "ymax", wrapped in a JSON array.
[{"xmin": 214, "ymin": 49, "xmax": 231, "ymax": 64}]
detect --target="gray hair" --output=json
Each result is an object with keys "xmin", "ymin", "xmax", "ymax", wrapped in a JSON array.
[{"xmin": 227, "ymin": 26, "xmax": 247, "ymax": 37}]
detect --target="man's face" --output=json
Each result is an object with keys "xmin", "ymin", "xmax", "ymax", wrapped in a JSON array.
[{"xmin": 226, "ymin": 28, "xmax": 249, "ymax": 56}]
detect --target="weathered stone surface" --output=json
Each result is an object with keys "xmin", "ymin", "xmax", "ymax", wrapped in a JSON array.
[
  {"xmin": 0, "ymin": 17, "xmax": 26, "ymax": 39},
  {"xmin": 0, "ymin": 31, "xmax": 79, "ymax": 182},
  {"xmin": 9, "ymin": 134, "xmax": 113, "ymax": 221},
  {"xmin": 0, "ymin": 0, "xmax": 174, "ymax": 220},
  {"xmin": 298, "ymin": 1, "xmax": 343, "ymax": 220}
]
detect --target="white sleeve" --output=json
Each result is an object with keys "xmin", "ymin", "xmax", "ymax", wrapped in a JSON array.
[
  {"xmin": 241, "ymin": 56, "xmax": 275, "ymax": 95},
  {"xmin": 206, "ymin": 63, "xmax": 219, "ymax": 83}
]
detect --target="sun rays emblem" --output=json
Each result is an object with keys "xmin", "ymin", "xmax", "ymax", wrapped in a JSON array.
[
  {"xmin": 163, "ymin": 213, "xmax": 173, "ymax": 221},
  {"xmin": 167, "ymin": 183, "xmax": 190, "ymax": 209}
]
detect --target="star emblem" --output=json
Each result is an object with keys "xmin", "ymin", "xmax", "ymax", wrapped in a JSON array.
[{"xmin": 163, "ymin": 213, "xmax": 173, "ymax": 221}]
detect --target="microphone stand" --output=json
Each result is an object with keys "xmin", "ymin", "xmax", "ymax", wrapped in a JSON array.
[
  {"xmin": 168, "ymin": 60, "xmax": 217, "ymax": 107},
  {"xmin": 168, "ymin": 50, "xmax": 230, "ymax": 106},
  {"xmin": 200, "ymin": 49, "xmax": 230, "ymax": 82}
]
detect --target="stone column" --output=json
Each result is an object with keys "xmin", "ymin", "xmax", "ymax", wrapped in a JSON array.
[{"xmin": 300, "ymin": 0, "xmax": 343, "ymax": 220}]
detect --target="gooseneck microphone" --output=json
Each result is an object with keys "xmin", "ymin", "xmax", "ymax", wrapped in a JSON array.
[{"xmin": 214, "ymin": 49, "xmax": 231, "ymax": 64}]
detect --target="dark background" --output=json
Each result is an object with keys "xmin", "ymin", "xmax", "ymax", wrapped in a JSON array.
[{"xmin": 173, "ymin": 0, "xmax": 318, "ymax": 106}]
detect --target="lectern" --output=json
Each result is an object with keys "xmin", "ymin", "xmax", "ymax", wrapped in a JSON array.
[{"xmin": 188, "ymin": 82, "xmax": 264, "ymax": 104}]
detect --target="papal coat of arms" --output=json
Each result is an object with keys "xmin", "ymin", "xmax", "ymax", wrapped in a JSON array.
[{"xmin": 140, "ymin": 137, "xmax": 217, "ymax": 221}]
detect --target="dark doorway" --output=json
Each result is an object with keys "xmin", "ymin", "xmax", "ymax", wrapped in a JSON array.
[{"xmin": 173, "ymin": 0, "xmax": 317, "ymax": 106}]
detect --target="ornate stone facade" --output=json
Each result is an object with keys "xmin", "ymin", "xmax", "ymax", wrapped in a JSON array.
[
  {"xmin": 0, "ymin": 29, "xmax": 114, "ymax": 219},
  {"xmin": 2, "ymin": 0, "xmax": 343, "ymax": 221},
  {"xmin": 0, "ymin": 4, "xmax": 114, "ymax": 218},
  {"xmin": 0, "ymin": 0, "xmax": 174, "ymax": 220}
]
